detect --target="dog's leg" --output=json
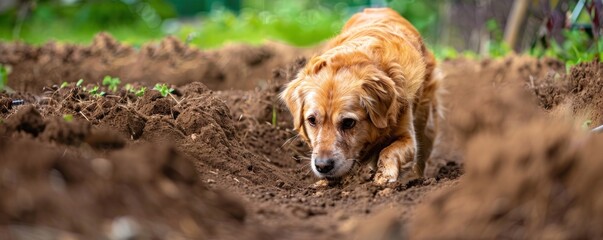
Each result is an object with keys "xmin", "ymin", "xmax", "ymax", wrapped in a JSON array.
[
  {"xmin": 373, "ymin": 99, "xmax": 419, "ymax": 184},
  {"xmin": 413, "ymin": 102, "xmax": 435, "ymax": 177},
  {"xmin": 412, "ymin": 83, "xmax": 439, "ymax": 177},
  {"xmin": 374, "ymin": 131, "xmax": 417, "ymax": 184},
  {"xmin": 410, "ymin": 48, "xmax": 441, "ymax": 177}
]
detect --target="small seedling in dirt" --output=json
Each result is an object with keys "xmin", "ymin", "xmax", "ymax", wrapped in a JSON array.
[
  {"xmin": 88, "ymin": 86, "xmax": 105, "ymax": 97},
  {"xmin": 63, "ymin": 114, "xmax": 74, "ymax": 122},
  {"xmin": 102, "ymin": 76, "xmax": 121, "ymax": 92},
  {"xmin": 60, "ymin": 81, "xmax": 68, "ymax": 89},
  {"xmin": 0, "ymin": 64, "xmax": 9, "ymax": 91},
  {"xmin": 124, "ymin": 84, "xmax": 146, "ymax": 97},
  {"xmin": 153, "ymin": 83, "xmax": 174, "ymax": 97},
  {"xmin": 124, "ymin": 83, "xmax": 134, "ymax": 92},
  {"xmin": 76, "ymin": 79, "xmax": 84, "ymax": 88},
  {"xmin": 134, "ymin": 87, "xmax": 146, "ymax": 97},
  {"xmin": 272, "ymin": 104, "xmax": 277, "ymax": 126}
]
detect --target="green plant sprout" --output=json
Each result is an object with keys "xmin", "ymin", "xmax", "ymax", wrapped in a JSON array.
[
  {"xmin": 62, "ymin": 114, "xmax": 74, "ymax": 122},
  {"xmin": 124, "ymin": 83, "xmax": 146, "ymax": 97},
  {"xmin": 102, "ymin": 76, "xmax": 121, "ymax": 92},
  {"xmin": 272, "ymin": 104, "xmax": 277, "ymax": 126},
  {"xmin": 76, "ymin": 79, "xmax": 84, "ymax": 87},
  {"xmin": 153, "ymin": 83, "xmax": 174, "ymax": 97},
  {"xmin": 134, "ymin": 87, "xmax": 146, "ymax": 97},
  {"xmin": 124, "ymin": 83, "xmax": 133, "ymax": 91},
  {"xmin": 88, "ymin": 86, "xmax": 105, "ymax": 97},
  {"xmin": 60, "ymin": 81, "xmax": 68, "ymax": 88},
  {"xmin": 0, "ymin": 64, "xmax": 9, "ymax": 91}
]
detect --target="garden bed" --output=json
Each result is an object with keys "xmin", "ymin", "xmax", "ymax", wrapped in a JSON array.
[{"xmin": 1, "ymin": 35, "xmax": 603, "ymax": 239}]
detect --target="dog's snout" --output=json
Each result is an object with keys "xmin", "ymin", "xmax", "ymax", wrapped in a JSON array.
[{"xmin": 315, "ymin": 158, "xmax": 335, "ymax": 173}]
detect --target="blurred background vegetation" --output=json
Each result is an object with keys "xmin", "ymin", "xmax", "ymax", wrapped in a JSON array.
[{"xmin": 0, "ymin": 0, "xmax": 601, "ymax": 63}]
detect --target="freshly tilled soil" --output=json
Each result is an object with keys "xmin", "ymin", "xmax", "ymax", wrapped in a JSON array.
[{"xmin": 1, "ymin": 37, "xmax": 603, "ymax": 239}]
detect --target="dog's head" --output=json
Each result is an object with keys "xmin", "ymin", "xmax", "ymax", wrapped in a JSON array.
[{"xmin": 281, "ymin": 52, "xmax": 407, "ymax": 178}]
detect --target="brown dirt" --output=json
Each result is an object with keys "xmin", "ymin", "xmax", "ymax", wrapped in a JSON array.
[
  {"xmin": 1, "ymin": 38, "xmax": 603, "ymax": 239},
  {"xmin": 0, "ymin": 33, "xmax": 314, "ymax": 93},
  {"xmin": 409, "ymin": 57, "xmax": 603, "ymax": 239},
  {"xmin": 0, "ymin": 110, "xmax": 266, "ymax": 239}
]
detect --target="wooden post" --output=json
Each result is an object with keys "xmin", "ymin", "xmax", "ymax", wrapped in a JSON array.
[{"xmin": 504, "ymin": 0, "xmax": 530, "ymax": 50}]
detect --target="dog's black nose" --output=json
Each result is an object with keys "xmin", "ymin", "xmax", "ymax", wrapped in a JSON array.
[{"xmin": 315, "ymin": 158, "xmax": 335, "ymax": 173}]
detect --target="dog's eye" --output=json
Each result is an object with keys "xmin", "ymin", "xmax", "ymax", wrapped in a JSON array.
[
  {"xmin": 340, "ymin": 118, "xmax": 356, "ymax": 130},
  {"xmin": 307, "ymin": 116, "xmax": 317, "ymax": 126}
]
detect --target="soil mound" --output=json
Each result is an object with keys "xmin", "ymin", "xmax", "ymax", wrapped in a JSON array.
[
  {"xmin": 0, "ymin": 110, "xmax": 269, "ymax": 239},
  {"xmin": 407, "ymin": 58, "xmax": 603, "ymax": 239},
  {"xmin": 411, "ymin": 119, "xmax": 603, "ymax": 239},
  {"xmin": 524, "ymin": 61, "xmax": 603, "ymax": 126},
  {"xmin": 424, "ymin": 55, "xmax": 562, "ymax": 176},
  {"xmin": 0, "ymin": 33, "xmax": 315, "ymax": 93},
  {"xmin": 565, "ymin": 61, "xmax": 603, "ymax": 125},
  {"xmin": 0, "ymin": 79, "xmax": 294, "ymax": 238}
]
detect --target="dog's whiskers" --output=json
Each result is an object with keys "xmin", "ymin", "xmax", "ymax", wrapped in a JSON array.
[
  {"xmin": 281, "ymin": 134, "xmax": 299, "ymax": 149},
  {"xmin": 295, "ymin": 156, "xmax": 311, "ymax": 162},
  {"xmin": 304, "ymin": 168, "xmax": 313, "ymax": 176},
  {"xmin": 298, "ymin": 164, "xmax": 313, "ymax": 176}
]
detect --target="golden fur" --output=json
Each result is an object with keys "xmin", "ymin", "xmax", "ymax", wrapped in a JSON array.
[{"xmin": 281, "ymin": 8, "xmax": 440, "ymax": 184}]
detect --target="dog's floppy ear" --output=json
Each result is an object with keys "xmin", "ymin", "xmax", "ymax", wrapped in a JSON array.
[
  {"xmin": 360, "ymin": 73, "xmax": 400, "ymax": 129},
  {"xmin": 306, "ymin": 57, "xmax": 327, "ymax": 75},
  {"xmin": 280, "ymin": 76, "xmax": 309, "ymax": 140}
]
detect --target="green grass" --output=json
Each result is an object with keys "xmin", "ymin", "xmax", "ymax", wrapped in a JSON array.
[
  {"xmin": 0, "ymin": 1, "xmax": 171, "ymax": 46},
  {"xmin": 177, "ymin": 6, "xmax": 345, "ymax": 48},
  {"xmin": 0, "ymin": 1, "xmax": 345, "ymax": 48},
  {"xmin": 0, "ymin": 0, "xmax": 440, "ymax": 49}
]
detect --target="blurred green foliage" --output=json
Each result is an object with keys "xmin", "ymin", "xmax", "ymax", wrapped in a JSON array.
[
  {"xmin": 180, "ymin": 0, "xmax": 439, "ymax": 48},
  {"xmin": 531, "ymin": 30, "xmax": 602, "ymax": 69},
  {"xmin": 0, "ymin": 0, "xmax": 176, "ymax": 45},
  {"xmin": 0, "ymin": 0, "xmax": 439, "ymax": 48},
  {"xmin": 432, "ymin": 46, "xmax": 479, "ymax": 60},
  {"xmin": 485, "ymin": 19, "xmax": 512, "ymax": 58},
  {"xmin": 179, "ymin": 2, "xmax": 345, "ymax": 48}
]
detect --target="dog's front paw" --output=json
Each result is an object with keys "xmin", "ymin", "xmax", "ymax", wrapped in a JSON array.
[
  {"xmin": 374, "ymin": 138, "xmax": 415, "ymax": 185},
  {"xmin": 373, "ymin": 167, "xmax": 398, "ymax": 185}
]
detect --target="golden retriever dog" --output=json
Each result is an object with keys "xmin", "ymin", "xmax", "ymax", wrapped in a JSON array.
[{"xmin": 281, "ymin": 8, "xmax": 440, "ymax": 184}]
